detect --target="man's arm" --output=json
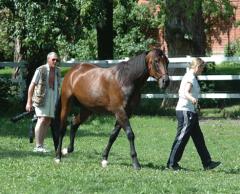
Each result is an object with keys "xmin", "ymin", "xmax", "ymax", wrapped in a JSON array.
[{"xmin": 26, "ymin": 82, "xmax": 36, "ymax": 112}]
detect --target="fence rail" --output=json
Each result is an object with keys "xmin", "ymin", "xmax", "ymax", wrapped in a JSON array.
[{"xmin": 1, "ymin": 56, "xmax": 240, "ymax": 99}]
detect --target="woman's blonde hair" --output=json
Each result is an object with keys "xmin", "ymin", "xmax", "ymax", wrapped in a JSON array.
[{"xmin": 189, "ymin": 57, "xmax": 205, "ymax": 69}]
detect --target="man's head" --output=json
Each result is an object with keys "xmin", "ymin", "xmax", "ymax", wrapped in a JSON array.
[{"xmin": 47, "ymin": 52, "xmax": 59, "ymax": 67}]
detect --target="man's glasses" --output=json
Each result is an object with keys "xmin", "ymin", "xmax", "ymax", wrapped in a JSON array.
[{"xmin": 52, "ymin": 58, "xmax": 59, "ymax": 62}]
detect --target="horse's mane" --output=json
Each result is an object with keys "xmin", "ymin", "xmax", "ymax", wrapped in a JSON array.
[{"xmin": 116, "ymin": 52, "xmax": 148, "ymax": 86}]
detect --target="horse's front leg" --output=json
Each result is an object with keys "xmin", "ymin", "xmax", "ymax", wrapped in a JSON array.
[
  {"xmin": 116, "ymin": 110, "xmax": 141, "ymax": 170},
  {"xmin": 55, "ymin": 121, "xmax": 67, "ymax": 163},
  {"xmin": 65, "ymin": 120, "xmax": 78, "ymax": 154},
  {"xmin": 55, "ymin": 97, "xmax": 71, "ymax": 163},
  {"xmin": 102, "ymin": 121, "xmax": 121, "ymax": 167},
  {"xmin": 124, "ymin": 123, "xmax": 141, "ymax": 170},
  {"xmin": 60, "ymin": 119, "xmax": 78, "ymax": 156}
]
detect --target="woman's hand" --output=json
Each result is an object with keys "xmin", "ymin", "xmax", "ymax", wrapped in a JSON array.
[{"xmin": 191, "ymin": 97, "xmax": 198, "ymax": 105}]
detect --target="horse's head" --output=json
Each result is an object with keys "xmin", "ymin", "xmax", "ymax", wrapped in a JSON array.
[{"xmin": 146, "ymin": 48, "xmax": 170, "ymax": 89}]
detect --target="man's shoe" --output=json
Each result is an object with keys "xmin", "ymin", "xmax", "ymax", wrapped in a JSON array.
[
  {"xmin": 204, "ymin": 161, "xmax": 221, "ymax": 170},
  {"xmin": 167, "ymin": 163, "xmax": 182, "ymax": 171},
  {"xmin": 33, "ymin": 146, "xmax": 49, "ymax": 153}
]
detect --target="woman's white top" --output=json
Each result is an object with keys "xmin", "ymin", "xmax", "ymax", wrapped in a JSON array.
[{"xmin": 176, "ymin": 70, "xmax": 200, "ymax": 113}]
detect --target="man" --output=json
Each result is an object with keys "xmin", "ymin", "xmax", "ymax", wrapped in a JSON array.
[{"xmin": 26, "ymin": 52, "xmax": 61, "ymax": 152}]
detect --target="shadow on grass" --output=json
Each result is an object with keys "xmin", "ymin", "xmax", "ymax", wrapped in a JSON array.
[
  {"xmin": 221, "ymin": 168, "xmax": 240, "ymax": 174},
  {"xmin": 0, "ymin": 114, "xmax": 113, "ymax": 138},
  {"xmin": 77, "ymin": 129, "xmax": 110, "ymax": 137},
  {"xmin": 0, "ymin": 148, "xmax": 54, "ymax": 159},
  {"xmin": 118, "ymin": 162, "xmax": 172, "ymax": 171},
  {"xmin": 142, "ymin": 162, "xmax": 166, "ymax": 170}
]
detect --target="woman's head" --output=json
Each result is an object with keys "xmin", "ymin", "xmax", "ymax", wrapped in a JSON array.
[{"xmin": 189, "ymin": 57, "xmax": 205, "ymax": 75}]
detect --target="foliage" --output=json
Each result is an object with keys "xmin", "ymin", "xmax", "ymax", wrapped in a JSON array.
[
  {"xmin": 71, "ymin": 28, "xmax": 98, "ymax": 60},
  {"xmin": 0, "ymin": 115, "xmax": 240, "ymax": 193},
  {"xmin": 207, "ymin": 61, "xmax": 240, "ymax": 75},
  {"xmin": 200, "ymin": 62, "xmax": 216, "ymax": 96},
  {"xmin": 0, "ymin": 8, "xmax": 14, "ymax": 60},
  {"xmin": 0, "ymin": 0, "xmax": 102, "ymax": 63},
  {"xmin": 0, "ymin": 77, "xmax": 19, "ymax": 104},
  {"xmin": 113, "ymin": 0, "xmax": 164, "ymax": 58},
  {"xmin": 203, "ymin": 0, "xmax": 235, "ymax": 41}
]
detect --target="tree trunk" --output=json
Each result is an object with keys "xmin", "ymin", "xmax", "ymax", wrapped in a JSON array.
[
  {"xmin": 13, "ymin": 36, "xmax": 23, "ymax": 79},
  {"xmin": 163, "ymin": 1, "xmax": 207, "ymax": 107},
  {"xmin": 192, "ymin": 8, "xmax": 206, "ymax": 56},
  {"xmin": 97, "ymin": 0, "xmax": 113, "ymax": 60}
]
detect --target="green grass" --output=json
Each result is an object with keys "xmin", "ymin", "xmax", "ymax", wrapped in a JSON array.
[
  {"xmin": 206, "ymin": 62, "xmax": 240, "ymax": 75},
  {"xmin": 0, "ymin": 66, "xmax": 13, "ymax": 78},
  {"xmin": 0, "ymin": 114, "xmax": 240, "ymax": 194}
]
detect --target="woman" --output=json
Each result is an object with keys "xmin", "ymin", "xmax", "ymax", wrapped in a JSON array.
[{"xmin": 167, "ymin": 57, "xmax": 221, "ymax": 170}]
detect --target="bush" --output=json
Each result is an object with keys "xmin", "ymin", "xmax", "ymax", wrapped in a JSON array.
[
  {"xmin": 0, "ymin": 77, "xmax": 19, "ymax": 105},
  {"xmin": 224, "ymin": 38, "xmax": 240, "ymax": 56}
]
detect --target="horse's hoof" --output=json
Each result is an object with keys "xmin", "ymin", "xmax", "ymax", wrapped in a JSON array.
[
  {"xmin": 133, "ymin": 163, "xmax": 141, "ymax": 170},
  {"xmin": 101, "ymin": 160, "xmax": 108, "ymax": 168},
  {"xmin": 54, "ymin": 158, "xmax": 61, "ymax": 164},
  {"xmin": 61, "ymin": 148, "xmax": 68, "ymax": 156}
]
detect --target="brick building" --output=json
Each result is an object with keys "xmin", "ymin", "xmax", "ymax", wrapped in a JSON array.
[
  {"xmin": 138, "ymin": 0, "xmax": 240, "ymax": 55},
  {"xmin": 211, "ymin": 0, "xmax": 240, "ymax": 54}
]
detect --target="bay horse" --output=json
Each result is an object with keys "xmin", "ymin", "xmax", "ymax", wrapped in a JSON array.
[{"xmin": 53, "ymin": 48, "xmax": 170, "ymax": 169}]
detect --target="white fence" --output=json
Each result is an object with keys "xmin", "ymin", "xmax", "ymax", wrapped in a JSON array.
[{"xmin": 1, "ymin": 56, "xmax": 240, "ymax": 99}]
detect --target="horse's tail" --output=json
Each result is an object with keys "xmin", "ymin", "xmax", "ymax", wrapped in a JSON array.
[
  {"xmin": 51, "ymin": 95, "xmax": 62, "ymax": 151},
  {"xmin": 55, "ymin": 95, "xmax": 62, "ymax": 123}
]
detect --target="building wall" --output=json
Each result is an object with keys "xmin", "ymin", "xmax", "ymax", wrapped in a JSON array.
[{"xmin": 211, "ymin": 0, "xmax": 240, "ymax": 54}]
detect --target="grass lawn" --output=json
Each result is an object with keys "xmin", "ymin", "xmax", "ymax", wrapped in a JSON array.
[
  {"xmin": 0, "ymin": 62, "xmax": 240, "ymax": 193},
  {"xmin": 207, "ymin": 62, "xmax": 240, "ymax": 75},
  {"xmin": 0, "ymin": 114, "xmax": 239, "ymax": 194}
]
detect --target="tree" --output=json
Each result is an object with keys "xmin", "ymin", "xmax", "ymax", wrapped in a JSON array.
[
  {"xmin": 163, "ymin": 0, "xmax": 235, "ymax": 57},
  {"xmin": 114, "ymin": 0, "xmax": 163, "ymax": 58},
  {"xmin": 0, "ymin": 0, "xmax": 84, "ymax": 107},
  {"xmin": 0, "ymin": 7, "xmax": 14, "ymax": 61},
  {"xmin": 158, "ymin": 0, "xmax": 235, "ymax": 107}
]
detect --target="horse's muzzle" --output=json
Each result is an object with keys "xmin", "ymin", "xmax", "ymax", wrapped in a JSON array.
[{"xmin": 158, "ymin": 74, "xmax": 170, "ymax": 89}]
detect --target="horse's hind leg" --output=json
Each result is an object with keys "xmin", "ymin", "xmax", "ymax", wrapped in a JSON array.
[
  {"xmin": 63, "ymin": 109, "xmax": 91, "ymax": 155},
  {"xmin": 102, "ymin": 121, "xmax": 121, "ymax": 167},
  {"xmin": 50, "ymin": 118, "xmax": 58, "ymax": 150}
]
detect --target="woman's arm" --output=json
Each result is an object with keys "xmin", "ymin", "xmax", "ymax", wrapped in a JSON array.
[{"xmin": 184, "ymin": 82, "xmax": 197, "ymax": 105}]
